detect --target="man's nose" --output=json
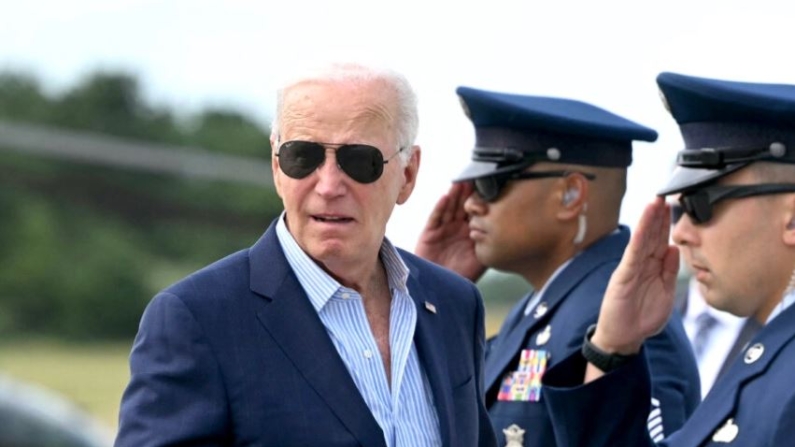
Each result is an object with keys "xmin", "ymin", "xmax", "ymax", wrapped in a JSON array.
[
  {"xmin": 314, "ymin": 149, "xmax": 348, "ymax": 195},
  {"xmin": 464, "ymin": 187, "xmax": 487, "ymax": 216},
  {"xmin": 671, "ymin": 213, "xmax": 698, "ymax": 248}
]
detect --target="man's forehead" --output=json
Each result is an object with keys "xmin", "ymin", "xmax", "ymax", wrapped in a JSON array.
[{"xmin": 283, "ymin": 83, "xmax": 394, "ymax": 119}]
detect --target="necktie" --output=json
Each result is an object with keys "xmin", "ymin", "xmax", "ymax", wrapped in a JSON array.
[{"xmin": 693, "ymin": 312, "xmax": 719, "ymax": 360}]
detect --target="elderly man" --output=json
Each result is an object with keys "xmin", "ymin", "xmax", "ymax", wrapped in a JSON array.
[
  {"xmin": 115, "ymin": 62, "xmax": 497, "ymax": 447},
  {"xmin": 542, "ymin": 72, "xmax": 795, "ymax": 446},
  {"xmin": 415, "ymin": 86, "xmax": 700, "ymax": 446}
]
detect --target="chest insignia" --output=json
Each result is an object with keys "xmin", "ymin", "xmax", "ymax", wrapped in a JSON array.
[
  {"xmin": 536, "ymin": 325, "xmax": 552, "ymax": 346},
  {"xmin": 743, "ymin": 343, "xmax": 764, "ymax": 364},
  {"xmin": 712, "ymin": 418, "xmax": 739, "ymax": 443},
  {"xmin": 503, "ymin": 424, "xmax": 525, "ymax": 447},
  {"xmin": 533, "ymin": 302, "xmax": 548, "ymax": 319}
]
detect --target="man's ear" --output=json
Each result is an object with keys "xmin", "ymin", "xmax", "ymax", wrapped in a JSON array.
[
  {"xmin": 784, "ymin": 218, "xmax": 795, "ymax": 245},
  {"xmin": 783, "ymin": 195, "xmax": 795, "ymax": 246},
  {"xmin": 271, "ymin": 141, "xmax": 284, "ymax": 199},
  {"xmin": 556, "ymin": 173, "xmax": 589, "ymax": 219},
  {"xmin": 397, "ymin": 146, "xmax": 421, "ymax": 205}
]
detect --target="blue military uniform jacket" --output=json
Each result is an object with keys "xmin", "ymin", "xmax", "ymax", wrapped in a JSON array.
[
  {"xmin": 484, "ymin": 226, "xmax": 700, "ymax": 446},
  {"xmin": 543, "ymin": 302, "xmax": 795, "ymax": 447},
  {"xmin": 115, "ymin": 220, "xmax": 497, "ymax": 447}
]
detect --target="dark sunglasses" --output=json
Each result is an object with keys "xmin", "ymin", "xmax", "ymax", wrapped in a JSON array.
[
  {"xmin": 670, "ymin": 203, "xmax": 685, "ymax": 225},
  {"xmin": 276, "ymin": 140, "xmax": 404, "ymax": 184},
  {"xmin": 473, "ymin": 170, "xmax": 597, "ymax": 202},
  {"xmin": 678, "ymin": 183, "xmax": 795, "ymax": 225}
]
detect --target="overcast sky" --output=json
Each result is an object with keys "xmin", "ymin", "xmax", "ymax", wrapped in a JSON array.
[{"xmin": 2, "ymin": 0, "xmax": 794, "ymax": 250}]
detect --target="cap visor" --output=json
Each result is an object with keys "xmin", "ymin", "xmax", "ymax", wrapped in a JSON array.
[
  {"xmin": 453, "ymin": 161, "xmax": 500, "ymax": 182},
  {"xmin": 657, "ymin": 164, "xmax": 748, "ymax": 195}
]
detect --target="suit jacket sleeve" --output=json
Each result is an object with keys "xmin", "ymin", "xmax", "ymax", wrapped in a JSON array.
[
  {"xmin": 541, "ymin": 350, "xmax": 661, "ymax": 447},
  {"xmin": 115, "ymin": 292, "xmax": 230, "ymax": 447},
  {"xmin": 772, "ymin": 394, "xmax": 795, "ymax": 446},
  {"xmin": 644, "ymin": 321, "xmax": 701, "ymax": 439}
]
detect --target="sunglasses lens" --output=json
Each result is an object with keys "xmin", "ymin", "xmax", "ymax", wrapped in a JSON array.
[
  {"xmin": 474, "ymin": 176, "xmax": 501, "ymax": 202},
  {"xmin": 278, "ymin": 141, "xmax": 388, "ymax": 183},
  {"xmin": 680, "ymin": 192, "xmax": 711, "ymax": 224},
  {"xmin": 670, "ymin": 203, "xmax": 684, "ymax": 224},
  {"xmin": 278, "ymin": 141, "xmax": 326, "ymax": 179},
  {"xmin": 337, "ymin": 144, "xmax": 384, "ymax": 183}
]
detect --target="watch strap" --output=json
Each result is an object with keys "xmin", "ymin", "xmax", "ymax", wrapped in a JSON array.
[{"xmin": 581, "ymin": 324, "xmax": 636, "ymax": 372}]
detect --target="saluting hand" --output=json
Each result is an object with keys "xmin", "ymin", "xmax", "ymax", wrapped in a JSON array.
[
  {"xmin": 415, "ymin": 182, "xmax": 487, "ymax": 282},
  {"xmin": 591, "ymin": 197, "xmax": 681, "ymax": 356}
]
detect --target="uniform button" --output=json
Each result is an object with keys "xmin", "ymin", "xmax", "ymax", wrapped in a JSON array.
[{"xmin": 363, "ymin": 349, "xmax": 373, "ymax": 359}]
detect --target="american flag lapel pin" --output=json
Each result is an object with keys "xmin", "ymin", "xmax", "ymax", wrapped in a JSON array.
[{"xmin": 424, "ymin": 301, "xmax": 437, "ymax": 314}]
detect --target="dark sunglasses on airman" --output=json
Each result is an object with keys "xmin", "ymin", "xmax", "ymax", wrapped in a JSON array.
[
  {"xmin": 473, "ymin": 170, "xmax": 597, "ymax": 203},
  {"xmin": 677, "ymin": 183, "xmax": 795, "ymax": 225},
  {"xmin": 276, "ymin": 140, "xmax": 404, "ymax": 184}
]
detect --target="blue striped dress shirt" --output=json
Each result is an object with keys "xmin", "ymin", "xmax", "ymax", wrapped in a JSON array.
[{"xmin": 276, "ymin": 216, "xmax": 442, "ymax": 447}]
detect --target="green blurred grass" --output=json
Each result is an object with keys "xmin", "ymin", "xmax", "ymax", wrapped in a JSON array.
[
  {"xmin": 0, "ymin": 301, "xmax": 511, "ymax": 438},
  {"xmin": 484, "ymin": 300, "xmax": 513, "ymax": 338},
  {"xmin": 0, "ymin": 339, "xmax": 132, "ymax": 432}
]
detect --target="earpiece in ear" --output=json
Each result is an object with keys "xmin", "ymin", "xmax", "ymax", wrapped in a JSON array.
[
  {"xmin": 573, "ymin": 214, "xmax": 587, "ymax": 244},
  {"xmin": 563, "ymin": 188, "xmax": 580, "ymax": 206}
]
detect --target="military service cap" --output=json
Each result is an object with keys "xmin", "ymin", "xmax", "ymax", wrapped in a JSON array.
[
  {"xmin": 657, "ymin": 72, "xmax": 795, "ymax": 195},
  {"xmin": 454, "ymin": 86, "xmax": 658, "ymax": 182}
]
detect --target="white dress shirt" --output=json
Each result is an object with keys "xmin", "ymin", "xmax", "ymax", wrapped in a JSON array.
[
  {"xmin": 275, "ymin": 214, "xmax": 441, "ymax": 447},
  {"xmin": 682, "ymin": 278, "xmax": 747, "ymax": 398}
]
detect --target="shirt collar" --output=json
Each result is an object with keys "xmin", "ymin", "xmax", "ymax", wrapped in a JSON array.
[
  {"xmin": 533, "ymin": 257, "xmax": 574, "ymax": 303},
  {"xmin": 766, "ymin": 286, "xmax": 795, "ymax": 325},
  {"xmin": 275, "ymin": 212, "xmax": 410, "ymax": 313}
]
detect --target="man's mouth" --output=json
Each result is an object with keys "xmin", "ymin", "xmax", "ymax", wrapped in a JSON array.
[{"xmin": 312, "ymin": 214, "xmax": 354, "ymax": 223}]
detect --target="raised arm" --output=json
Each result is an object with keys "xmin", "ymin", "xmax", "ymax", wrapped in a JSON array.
[
  {"xmin": 586, "ymin": 197, "xmax": 680, "ymax": 381},
  {"xmin": 541, "ymin": 197, "xmax": 681, "ymax": 447},
  {"xmin": 414, "ymin": 182, "xmax": 487, "ymax": 282}
]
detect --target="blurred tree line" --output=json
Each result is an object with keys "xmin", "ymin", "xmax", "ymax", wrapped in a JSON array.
[{"xmin": 0, "ymin": 70, "xmax": 282, "ymax": 340}]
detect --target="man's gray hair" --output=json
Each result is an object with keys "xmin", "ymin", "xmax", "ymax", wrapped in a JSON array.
[{"xmin": 270, "ymin": 62, "xmax": 419, "ymax": 165}]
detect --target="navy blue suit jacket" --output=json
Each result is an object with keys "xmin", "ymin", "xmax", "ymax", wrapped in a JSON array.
[
  {"xmin": 484, "ymin": 226, "xmax": 700, "ymax": 446},
  {"xmin": 543, "ymin": 303, "xmax": 795, "ymax": 447},
  {"xmin": 115, "ymin": 220, "xmax": 497, "ymax": 447}
]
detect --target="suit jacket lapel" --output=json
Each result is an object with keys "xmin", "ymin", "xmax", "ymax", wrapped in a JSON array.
[
  {"xmin": 249, "ymin": 222, "xmax": 387, "ymax": 447},
  {"xmin": 484, "ymin": 292, "xmax": 537, "ymax": 390},
  {"xmin": 717, "ymin": 318, "xmax": 763, "ymax": 379},
  {"xmin": 405, "ymin": 264, "xmax": 454, "ymax": 447},
  {"xmin": 484, "ymin": 227, "xmax": 629, "ymax": 392}
]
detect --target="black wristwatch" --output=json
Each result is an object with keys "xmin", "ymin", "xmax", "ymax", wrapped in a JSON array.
[{"xmin": 581, "ymin": 324, "xmax": 636, "ymax": 372}]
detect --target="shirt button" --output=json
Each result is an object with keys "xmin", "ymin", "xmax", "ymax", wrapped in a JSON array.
[
  {"xmin": 363, "ymin": 349, "xmax": 373, "ymax": 359},
  {"xmin": 341, "ymin": 292, "xmax": 351, "ymax": 299}
]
